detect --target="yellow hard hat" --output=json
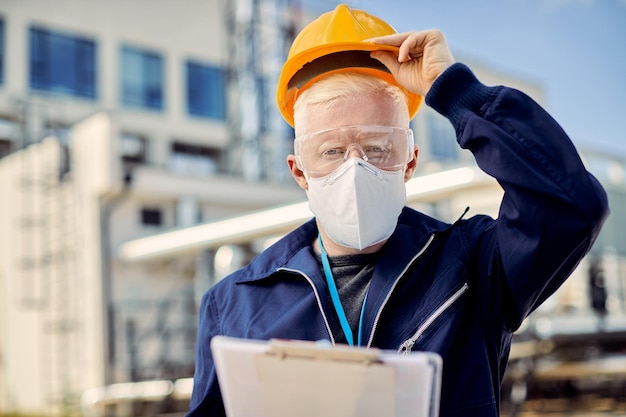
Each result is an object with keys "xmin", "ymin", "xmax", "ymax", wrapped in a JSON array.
[{"xmin": 276, "ymin": 3, "xmax": 423, "ymax": 127}]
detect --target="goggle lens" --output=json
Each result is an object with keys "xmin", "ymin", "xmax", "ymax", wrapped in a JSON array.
[{"xmin": 295, "ymin": 125, "xmax": 414, "ymax": 177}]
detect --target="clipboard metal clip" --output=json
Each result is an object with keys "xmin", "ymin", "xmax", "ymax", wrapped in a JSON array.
[{"xmin": 266, "ymin": 339, "xmax": 382, "ymax": 365}]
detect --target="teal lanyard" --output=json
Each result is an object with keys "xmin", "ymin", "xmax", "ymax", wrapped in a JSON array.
[{"xmin": 318, "ymin": 235, "xmax": 368, "ymax": 347}]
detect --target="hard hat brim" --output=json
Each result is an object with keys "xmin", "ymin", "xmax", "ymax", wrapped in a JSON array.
[{"xmin": 277, "ymin": 41, "xmax": 422, "ymax": 127}]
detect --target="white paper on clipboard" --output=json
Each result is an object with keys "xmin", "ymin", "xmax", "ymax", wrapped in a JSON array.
[{"xmin": 210, "ymin": 336, "xmax": 442, "ymax": 417}]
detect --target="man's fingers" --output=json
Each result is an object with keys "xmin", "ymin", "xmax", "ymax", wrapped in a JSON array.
[
  {"xmin": 370, "ymin": 50, "xmax": 400, "ymax": 73},
  {"xmin": 368, "ymin": 30, "xmax": 453, "ymax": 96},
  {"xmin": 367, "ymin": 31, "xmax": 431, "ymax": 62},
  {"xmin": 364, "ymin": 32, "xmax": 411, "ymax": 47}
]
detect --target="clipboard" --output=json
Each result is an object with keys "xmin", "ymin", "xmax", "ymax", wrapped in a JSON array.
[{"xmin": 211, "ymin": 336, "xmax": 442, "ymax": 417}]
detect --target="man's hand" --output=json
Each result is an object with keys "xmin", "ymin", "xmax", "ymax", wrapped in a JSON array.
[{"xmin": 367, "ymin": 30, "xmax": 454, "ymax": 97}]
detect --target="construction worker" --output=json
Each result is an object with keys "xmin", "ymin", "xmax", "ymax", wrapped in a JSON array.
[{"xmin": 187, "ymin": 4, "xmax": 609, "ymax": 416}]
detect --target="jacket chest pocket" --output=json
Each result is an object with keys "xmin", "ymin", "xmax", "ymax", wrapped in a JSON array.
[{"xmin": 398, "ymin": 282, "xmax": 469, "ymax": 353}]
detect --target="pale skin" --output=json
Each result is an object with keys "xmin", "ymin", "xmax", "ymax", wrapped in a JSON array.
[
  {"xmin": 286, "ymin": 30, "xmax": 455, "ymax": 256},
  {"xmin": 368, "ymin": 30, "xmax": 455, "ymax": 97}
]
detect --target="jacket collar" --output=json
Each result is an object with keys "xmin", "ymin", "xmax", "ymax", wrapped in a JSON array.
[
  {"xmin": 233, "ymin": 207, "xmax": 457, "ymax": 346},
  {"xmin": 234, "ymin": 207, "xmax": 453, "ymax": 286}
]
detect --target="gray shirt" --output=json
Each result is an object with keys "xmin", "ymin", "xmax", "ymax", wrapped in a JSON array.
[{"xmin": 315, "ymin": 252, "xmax": 378, "ymax": 344}]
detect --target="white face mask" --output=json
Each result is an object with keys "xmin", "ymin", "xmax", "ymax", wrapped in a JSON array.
[{"xmin": 306, "ymin": 158, "xmax": 407, "ymax": 250}]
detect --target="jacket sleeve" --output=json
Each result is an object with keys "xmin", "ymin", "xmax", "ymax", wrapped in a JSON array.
[
  {"xmin": 186, "ymin": 290, "xmax": 226, "ymax": 416},
  {"xmin": 426, "ymin": 63, "xmax": 609, "ymax": 330}
]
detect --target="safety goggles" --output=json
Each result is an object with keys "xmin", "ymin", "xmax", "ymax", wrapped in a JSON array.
[{"xmin": 295, "ymin": 125, "xmax": 414, "ymax": 177}]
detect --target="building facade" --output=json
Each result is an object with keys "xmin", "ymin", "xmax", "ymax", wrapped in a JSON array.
[
  {"xmin": 0, "ymin": 1, "xmax": 625, "ymax": 416},
  {"xmin": 0, "ymin": 0, "xmax": 303, "ymax": 414}
]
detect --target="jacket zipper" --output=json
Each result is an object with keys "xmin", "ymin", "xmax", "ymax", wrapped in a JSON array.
[
  {"xmin": 277, "ymin": 268, "xmax": 336, "ymax": 345},
  {"xmin": 366, "ymin": 233, "xmax": 437, "ymax": 348},
  {"xmin": 398, "ymin": 282, "xmax": 470, "ymax": 354}
]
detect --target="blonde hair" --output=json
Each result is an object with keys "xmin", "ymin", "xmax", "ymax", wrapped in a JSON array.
[{"xmin": 293, "ymin": 71, "xmax": 409, "ymax": 123}]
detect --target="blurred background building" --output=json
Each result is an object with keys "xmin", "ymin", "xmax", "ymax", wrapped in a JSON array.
[{"xmin": 0, "ymin": 1, "xmax": 624, "ymax": 416}]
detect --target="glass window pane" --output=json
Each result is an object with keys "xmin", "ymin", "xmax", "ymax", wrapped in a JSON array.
[
  {"xmin": 28, "ymin": 27, "xmax": 96, "ymax": 99},
  {"xmin": 426, "ymin": 113, "xmax": 458, "ymax": 162},
  {"xmin": 121, "ymin": 46, "xmax": 163, "ymax": 110},
  {"xmin": 29, "ymin": 29, "xmax": 49, "ymax": 90},
  {"xmin": 186, "ymin": 61, "xmax": 226, "ymax": 120},
  {"xmin": 169, "ymin": 141, "xmax": 220, "ymax": 176}
]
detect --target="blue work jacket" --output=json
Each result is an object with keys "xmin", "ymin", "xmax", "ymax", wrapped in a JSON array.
[{"xmin": 187, "ymin": 64, "xmax": 609, "ymax": 416}]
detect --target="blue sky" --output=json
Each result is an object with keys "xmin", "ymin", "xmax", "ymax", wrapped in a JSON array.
[{"xmin": 302, "ymin": 0, "xmax": 626, "ymax": 155}]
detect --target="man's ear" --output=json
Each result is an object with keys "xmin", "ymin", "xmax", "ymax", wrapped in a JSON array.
[
  {"xmin": 404, "ymin": 146, "xmax": 419, "ymax": 182},
  {"xmin": 287, "ymin": 154, "xmax": 308, "ymax": 190}
]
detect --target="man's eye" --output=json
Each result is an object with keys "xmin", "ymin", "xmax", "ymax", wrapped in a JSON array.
[
  {"xmin": 366, "ymin": 146, "xmax": 388, "ymax": 154},
  {"xmin": 322, "ymin": 148, "xmax": 343, "ymax": 157}
]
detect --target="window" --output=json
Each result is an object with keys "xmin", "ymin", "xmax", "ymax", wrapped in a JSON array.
[
  {"xmin": 186, "ymin": 61, "xmax": 226, "ymax": 120},
  {"xmin": 0, "ymin": 19, "xmax": 4, "ymax": 85},
  {"xmin": 121, "ymin": 46, "xmax": 163, "ymax": 110},
  {"xmin": 120, "ymin": 133, "xmax": 148, "ymax": 164},
  {"xmin": 141, "ymin": 208, "xmax": 162, "ymax": 226},
  {"xmin": 425, "ymin": 112, "xmax": 458, "ymax": 162},
  {"xmin": 29, "ymin": 27, "xmax": 96, "ymax": 99},
  {"xmin": 120, "ymin": 133, "xmax": 148, "ymax": 183},
  {"xmin": 169, "ymin": 141, "xmax": 220, "ymax": 176}
]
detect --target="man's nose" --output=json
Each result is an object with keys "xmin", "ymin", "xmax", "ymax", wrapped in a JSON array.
[{"xmin": 345, "ymin": 143, "xmax": 368, "ymax": 162}]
